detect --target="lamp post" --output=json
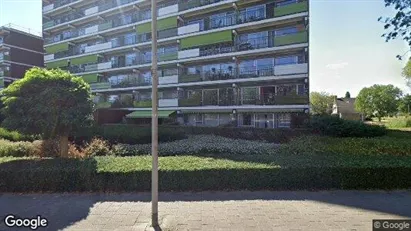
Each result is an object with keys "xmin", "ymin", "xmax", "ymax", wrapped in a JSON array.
[{"xmin": 151, "ymin": 0, "xmax": 159, "ymax": 228}]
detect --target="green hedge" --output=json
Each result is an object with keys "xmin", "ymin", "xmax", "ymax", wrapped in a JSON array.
[
  {"xmin": 70, "ymin": 125, "xmax": 187, "ymax": 145},
  {"xmin": 306, "ymin": 115, "xmax": 387, "ymax": 137},
  {"xmin": 1, "ymin": 157, "xmax": 410, "ymax": 192},
  {"xmin": 0, "ymin": 128, "xmax": 40, "ymax": 142}
]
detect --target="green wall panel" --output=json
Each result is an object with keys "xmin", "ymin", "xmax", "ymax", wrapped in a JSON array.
[
  {"xmin": 274, "ymin": 1, "xmax": 308, "ymax": 17},
  {"xmin": 81, "ymin": 74, "xmax": 99, "ymax": 83},
  {"xmin": 45, "ymin": 43, "xmax": 69, "ymax": 54},
  {"xmin": 71, "ymin": 55, "xmax": 99, "ymax": 65},
  {"xmin": 46, "ymin": 59, "xmax": 69, "ymax": 69},
  {"xmin": 136, "ymin": 16, "xmax": 177, "ymax": 34},
  {"xmin": 180, "ymin": 30, "xmax": 233, "ymax": 49},
  {"xmin": 274, "ymin": 31, "xmax": 308, "ymax": 46}
]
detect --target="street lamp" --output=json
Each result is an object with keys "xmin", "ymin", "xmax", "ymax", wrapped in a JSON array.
[{"xmin": 151, "ymin": 0, "xmax": 159, "ymax": 228}]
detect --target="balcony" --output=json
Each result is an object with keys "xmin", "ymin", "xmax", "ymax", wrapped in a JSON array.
[
  {"xmin": 43, "ymin": 0, "xmax": 79, "ymax": 13},
  {"xmin": 44, "ymin": 0, "xmax": 137, "ymax": 30},
  {"xmin": 256, "ymin": 94, "xmax": 309, "ymax": 105},
  {"xmin": 0, "ymin": 77, "xmax": 4, "ymax": 88},
  {"xmin": 179, "ymin": 0, "xmax": 223, "ymax": 11},
  {"xmin": 133, "ymin": 100, "xmax": 152, "ymax": 108},
  {"xmin": 274, "ymin": 1, "xmax": 309, "ymax": 17},
  {"xmin": 179, "ymin": 93, "xmax": 202, "ymax": 107},
  {"xmin": 0, "ymin": 54, "xmax": 10, "ymax": 62}
]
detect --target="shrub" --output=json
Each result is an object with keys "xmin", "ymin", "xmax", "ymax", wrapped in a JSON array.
[
  {"xmin": 83, "ymin": 138, "xmax": 111, "ymax": 157},
  {"xmin": 0, "ymin": 156, "xmax": 411, "ymax": 192},
  {"xmin": 0, "ymin": 139, "xmax": 39, "ymax": 157},
  {"xmin": 71, "ymin": 125, "xmax": 187, "ymax": 145},
  {"xmin": 112, "ymin": 135, "xmax": 279, "ymax": 156},
  {"xmin": 0, "ymin": 127, "xmax": 40, "ymax": 142},
  {"xmin": 306, "ymin": 115, "xmax": 387, "ymax": 137},
  {"xmin": 281, "ymin": 136, "xmax": 411, "ymax": 156},
  {"xmin": 32, "ymin": 139, "xmax": 86, "ymax": 158}
]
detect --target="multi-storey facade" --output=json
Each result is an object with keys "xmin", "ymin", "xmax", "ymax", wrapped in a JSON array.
[
  {"xmin": 0, "ymin": 25, "xmax": 44, "ymax": 89},
  {"xmin": 43, "ymin": 0, "xmax": 309, "ymax": 128}
]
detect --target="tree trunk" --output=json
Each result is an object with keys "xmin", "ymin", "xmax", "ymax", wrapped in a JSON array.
[
  {"xmin": 378, "ymin": 117, "xmax": 382, "ymax": 122},
  {"xmin": 59, "ymin": 134, "xmax": 69, "ymax": 158}
]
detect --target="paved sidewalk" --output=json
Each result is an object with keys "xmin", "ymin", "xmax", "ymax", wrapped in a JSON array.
[{"xmin": 0, "ymin": 191, "xmax": 410, "ymax": 231}]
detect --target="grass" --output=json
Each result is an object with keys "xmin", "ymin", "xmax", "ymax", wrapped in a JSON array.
[{"xmin": 370, "ymin": 116, "xmax": 411, "ymax": 129}]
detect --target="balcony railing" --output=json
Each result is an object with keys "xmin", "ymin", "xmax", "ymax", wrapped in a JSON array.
[
  {"xmin": 45, "ymin": 1, "xmax": 308, "ymax": 46},
  {"xmin": 44, "ymin": 0, "xmax": 137, "ymax": 30},
  {"xmin": 179, "ymin": 0, "xmax": 223, "ymax": 11}
]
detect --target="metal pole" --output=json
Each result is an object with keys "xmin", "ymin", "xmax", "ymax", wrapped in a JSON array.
[{"xmin": 151, "ymin": 0, "xmax": 159, "ymax": 227}]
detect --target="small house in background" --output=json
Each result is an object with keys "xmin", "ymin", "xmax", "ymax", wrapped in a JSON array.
[{"xmin": 332, "ymin": 97, "xmax": 363, "ymax": 121}]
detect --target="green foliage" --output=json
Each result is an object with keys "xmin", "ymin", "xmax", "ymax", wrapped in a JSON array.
[
  {"xmin": 306, "ymin": 115, "xmax": 387, "ymax": 137},
  {"xmin": 1, "ymin": 155, "xmax": 411, "ymax": 192},
  {"xmin": 71, "ymin": 125, "xmax": 187, "ymax": 145},
  {"xmin": 355, "ymin": 84, "xmax": 402, "ymax": 120},
  {"xmin": 0, "ymin": 139, "xmax": 39, "ymax": 157},
  {"xmin": 112, "ymin": 135, "xmax": 278, "ymax": 156},
  {"xmin": 403, "ymin": 60, "xmax": 411, "ymax": 86},
  {"xmin": 378, "ymin": 0, "xmax": 411, "ymax": 53},
  {"xmin": 282, "ymin": 135, "xmax": 411, "ymax": 156},
  {"xmin": 309, "ymin": 91, "xmax": 334, "ymax": 115},
  {"xmin": 0, "ymin": 68, "xmax": 94, "ymax": 139},
  {"xmin": 345, "ymin": 91, "xmax": 351, "ymax": 98},
  {"xmin": 399, "ymin": 94, "xmax": 411, "ymax": 114},
  {"xmin": 386, "ymin": 117, "xmax": 411, "ymax": 128},
  {"xmin": 0, "ymin": 127, "xmax": 40, "ymax": 142}
]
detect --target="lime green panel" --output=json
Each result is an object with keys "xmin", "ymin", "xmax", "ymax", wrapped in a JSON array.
[
  {"xmin": 180, "ymin": 30, "xmax": 233, "ymax": 49},
  {"xmin": 274, "ymin": 1, "xmax": 308, "ymax": 17},
  {"xmin": 158, "ymin": 53, "xmax": 177, "ymax": 62},
  {"xmin": 46, "ymin": 59, "xmax": 69, "ymax": 69},
  {"xmin": 45, "ymin": 43, "xmax": 69, "ymax": 54},
  {"xmin": 158, "ymin": 17, "xmax": 177, "ymax": 31},
  {"xmin": 0, "ymin": 78, "xmax": 4, "ymax": 87},
  {"xmin": 81, "ymin": 74, "xmax": 99, "ymax": 83},
  {"xmin": 99, "ymin": 21, "xmax": 113, "ymax": 31},
  {"xmin": 43, "ymin": 21, "xmax": 55, "ymax": 29},
  {"xmin": 133, "ymin": 100, "xmax": 152, "ymax": 108},
  {"xmin": 126, "ymin": 110, "xmax": 175, "ymax": 118},
  {"xmin": 71, "ymin": 55, "xmax": 99, "ymax": 65},
  {"xmin": 274, "ymin": 31, "xmax": 308, "ymax": 46},
  {"xmin": 136, "ymin": 16, "xmax": 176, "ymax": 34}
]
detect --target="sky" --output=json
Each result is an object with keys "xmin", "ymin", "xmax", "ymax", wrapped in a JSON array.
[{"xmin": 0, "ymin": 0, "xmax": 410, "ymax": 97}]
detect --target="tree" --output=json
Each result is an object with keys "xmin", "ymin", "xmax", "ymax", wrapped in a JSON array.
[
  {"xmin": 399, "ymin": 94, "xmax": 411, "ymax": 114},
  {"xmin": 310, "ymin": 92, "xmax": 334, "ymax": 115},
  {"xmin": 0, "ymin": 68, "xmax": 94, "ymax": 157},
  {"xmin": 402, "ymin": 59, "xmax": 411, "ymax": 87},
  {"xmin": 355, "ymin": 84, "xmax": 402, "ymax": 121},
  {"xmin": 345, "ymin": 91, "xmax": 351, "ymax": 98},
  {"xmin": 378, "ymin": 0, "xmax": 411, "ymax": 55}
]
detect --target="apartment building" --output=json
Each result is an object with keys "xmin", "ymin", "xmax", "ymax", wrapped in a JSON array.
[
  {"xmin": 42, "ymin": 0, "xmax": 309, "ymax": 128},
  {"xmin": 0, "ymin": 24, "xmax": 44, "ymax": 89}
]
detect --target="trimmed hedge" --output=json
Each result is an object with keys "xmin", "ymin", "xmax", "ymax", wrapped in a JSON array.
[
  {"xmin": 0, "ymin": 128, "xmax": 39, "ymax": 142},
  {"xmin": 70, "ymin": 125, "xmax": 187, "ymax": 145},
  {"xmin": 306, "ymin": 115, "xmax": 387, "ymax": 137},
  {"xmin": 70, "ymin": 124, "xmax": 311, "ymax": 144},
  {"xmin": 0, "ymin": 156, "xmax": 411, "ymax": 192}
]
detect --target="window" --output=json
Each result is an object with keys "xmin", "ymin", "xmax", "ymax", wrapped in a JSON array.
[
  {"xmin": 275, "ymin": 56, "xmax": 298, "ymax": 65},
  {"xmin": 141, "ymin": 9, "xmax": 151, "ymax": 20},
  {"xmin": 255, "ymin": 114, "xmax": 274, "ymax": 128},
  {"xmin": 142, "ymin": 50, "xmax": 152, "ymax": 63},
  {"xmin": 297, "ymin": 84, "xmax": 305, "ymax": 95},
  {"xmin": 210, "ymin": 12, "xmax": 235, "ymax": 29},
  {"xmin": 242, "ymin": 87, "xmax": 258, "ymax": 104},
  {"xmin": 0, "ymin": 37, "xmax": 3, "ymax": 43},
  {"xmin": 276, "ymin": 0, "xmax": 298, "ymax": 7},
  {"xmin": 242, "ymin": 113, "xmax": 253, "ymax": 126},
  {"xmin": 275, "ymin": 26, "xmax": 298, "ymax": 36},
  {"xmin": 124, "ymin": 33, "xmax": 136, "ymax": 45},
  {"xmin": 125, "ymin": 53, "xmax": 137, "ymax": 66},
  {"xmin": 278, "ymin": 113, "xmax": 291, "ymax": 128},
  {"xmin": 277, "ymin": 85, "xmax": 297, "ymax": 96},
  {"xmin": 219, "ymin": 114, "xmax": 231, "ymax": 126},
  {"xmin": 141, "ymin": 71, "xmax": 152, "ymax": 84},
  {"xmin": 187, "ymin": 66, "xmax": 201, "ymax": 75},
  {"xmin": 141, "ymin": 33, "xmax": 152, "ymax": 42},
  {"xmin": 204, "ymin": 114, "xmax": 219, "ymax": 127},
  {"xmin": 240, "ymin": 5, "xmax": 266, "ymax": 22},
  {"xmin": 188, "ymin": 19, "xmax": 204, "ymax": 31}
]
